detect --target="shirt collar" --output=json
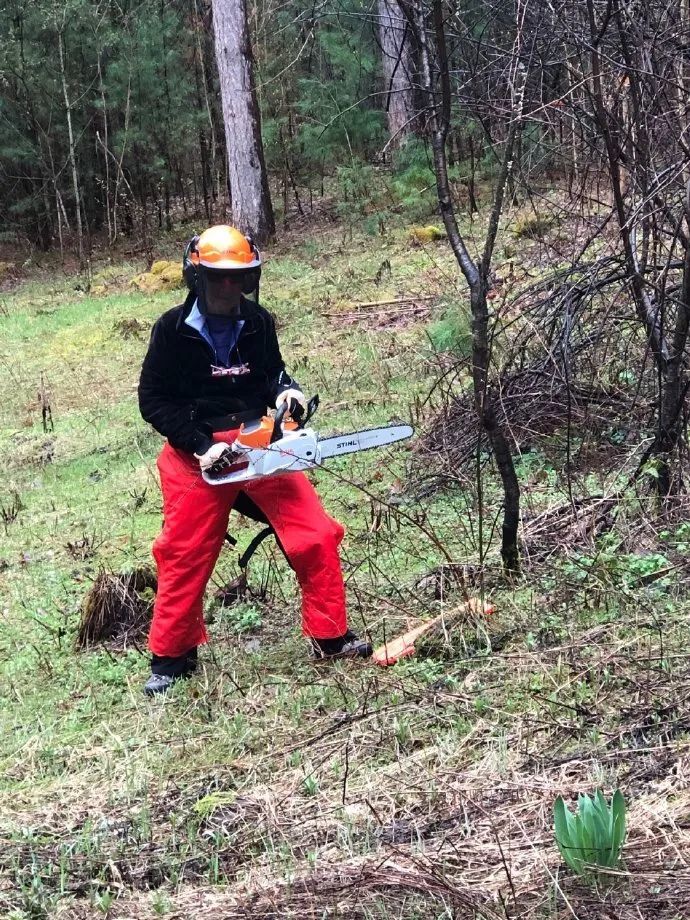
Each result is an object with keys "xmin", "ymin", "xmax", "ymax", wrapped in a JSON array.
[
  {"xmin": 184, "ymin": 299, "xmax": 206, "ymax": 335},
  {"xmin": 184, "ymin": 299, "xmax": 245, "ymax": 352}
]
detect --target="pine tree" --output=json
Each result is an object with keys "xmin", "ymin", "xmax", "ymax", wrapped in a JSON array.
[
  {"xmin": 211, "ymin": 0, "xmax": 274, "ymax": 242},
  {"xmin": 377, "ymin": 0, "xmax": 417, "ymax": 150}
]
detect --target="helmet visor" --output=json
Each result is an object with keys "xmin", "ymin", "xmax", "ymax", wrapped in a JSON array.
[
  {"xmin": 198, "ymin": 265, "xmax": 260, "ymax": 313},
  {"xmin": 203, "ymin": 267, "xmax": 249, "ymax": 285}
]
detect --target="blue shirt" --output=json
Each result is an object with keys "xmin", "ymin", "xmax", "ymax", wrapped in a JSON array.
[
  {"xmin": 185, "ymin": 300, "xmax": 244, "ymax": 367},
  {"xmin": 206, "ymin": 313, "xmax": 243, "ymax": 367}
]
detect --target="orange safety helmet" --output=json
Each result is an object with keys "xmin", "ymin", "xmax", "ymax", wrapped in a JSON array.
[
  {"xmin": 183, "ymin": 225, "xmax": 262, "ymax": 301},
  {"xmin": 192, "ymin": 225, "xmax": 261, "ymax": 271}
]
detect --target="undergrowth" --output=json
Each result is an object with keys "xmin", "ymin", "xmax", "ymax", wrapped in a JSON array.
[{"xmin": 1, "ymin": 207, "xmax": 689, "ymax": 919}]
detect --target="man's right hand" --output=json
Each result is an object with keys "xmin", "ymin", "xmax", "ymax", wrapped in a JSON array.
[{"xmin": 194, "ymin": 441, "xmax": 233, "ymax": 471}]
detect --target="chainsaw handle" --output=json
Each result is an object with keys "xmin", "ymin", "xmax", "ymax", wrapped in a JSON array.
[
  {"xmin": 304, "ymin": 394, "xmax": 319, "ymax": 424},
  {"xmin": 271, "ymin": 394, "xmax": 318, "ymax": 443},
  {"xmin": 271, "ymin": 401, "xmax": 288, "ymax": 443}
]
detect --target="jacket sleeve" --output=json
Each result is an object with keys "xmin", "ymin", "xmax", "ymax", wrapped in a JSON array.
[
  {"xmin": 265, "ymin": 312, "xmax": 301, "ymax": 406},
  {"xmin": 138, "ymin": 319, "xmax": 214, "ymax": 455}
]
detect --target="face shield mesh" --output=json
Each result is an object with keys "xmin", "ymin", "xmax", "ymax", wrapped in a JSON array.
[{"xmin": 196, "ymin": 266, "xmax": 261, "ymax": 316}]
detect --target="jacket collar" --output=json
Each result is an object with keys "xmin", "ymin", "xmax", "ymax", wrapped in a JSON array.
[
  {"xmin": 175, "ymin": 290, "xmax": 257, "ymax": 335},
  {"xmin": 176, "ymin": 290, "xmax": 199, "ymax": 332},
  {"xmin": 183, "ymin": 299, "xmax": 246, "ymax": 356},
  {"xmin": 184, "ymin": 299, "xmax": 207, "ymax": 337}
]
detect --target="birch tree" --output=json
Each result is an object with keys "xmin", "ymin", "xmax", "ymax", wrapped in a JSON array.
[{"xmin": 56, "ymin": 11, "xmax": 84, "ymax": 267}]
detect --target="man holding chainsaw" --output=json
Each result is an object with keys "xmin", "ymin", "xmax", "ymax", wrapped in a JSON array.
[{"xmin": 138, "ymin": 225, "xmax": 372, "ymax": 696}]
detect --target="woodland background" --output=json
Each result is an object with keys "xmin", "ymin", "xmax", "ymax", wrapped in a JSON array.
[{"xmin": 3, "ymin": 0, "xmax": 690, "ymax": 918}]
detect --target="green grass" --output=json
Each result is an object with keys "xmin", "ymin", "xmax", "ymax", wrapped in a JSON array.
[{"xmin": 1, "ymin": 216, "xmax": 689, "ymax": 919}]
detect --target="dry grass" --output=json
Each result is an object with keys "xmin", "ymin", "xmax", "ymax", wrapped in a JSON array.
[
  {"xmin": 76, "ymin": 567, "xmax": 157, "ymax": 649},
  {"xmin": 5, "ymin": 602, "xmax": 690, "ymax": 919}
]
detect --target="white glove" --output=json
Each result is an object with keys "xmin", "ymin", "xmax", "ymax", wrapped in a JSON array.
[
  {"xmin": 195, "ymin": 441, "xmax": 232, "ymax": 471},
  {"xmin": 275, "ymin": 388, "xmax": 307, "ymax": 418}
]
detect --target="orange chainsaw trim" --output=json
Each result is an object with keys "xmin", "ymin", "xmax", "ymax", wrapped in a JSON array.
[
  {"xmin": 236, "ymin": 417, "xmax": 275, "ymax": 449},
  {"xmin": 236, "ymin": 415, "xmax": 300, "ymax": 450},
  {"xmin": 372, "ymin": 598, "xmax": 495, "ymax": 667}
]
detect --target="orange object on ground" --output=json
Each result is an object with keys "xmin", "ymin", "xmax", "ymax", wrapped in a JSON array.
[{"xmin": 372, "ymin": 599, "xmax": 495, "ymax": 667}]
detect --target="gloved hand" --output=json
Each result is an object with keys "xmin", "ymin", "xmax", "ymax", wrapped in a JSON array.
[
  {"xmin": 194, "ymin": 441, "xmax": 233, "ymax": 471},
  {"xmin": 275, "ymin": 388, "xmax": 307, "ymax": 420}
]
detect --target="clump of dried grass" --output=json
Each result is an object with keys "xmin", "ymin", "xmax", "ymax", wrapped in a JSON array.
[{"xmin": 76, "ymin": 566, "xmax": 157, "ymax": 649}]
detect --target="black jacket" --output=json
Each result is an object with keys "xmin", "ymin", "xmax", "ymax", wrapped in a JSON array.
[{"xmin": 138, "ymin": 292, "xmax": 297, "ymax": 455}]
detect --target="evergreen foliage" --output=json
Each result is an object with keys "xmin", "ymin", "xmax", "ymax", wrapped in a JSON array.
[
  {"xmin": 258, "ymin": 0, "xmax": 386, "ymax": 209},
  {"xmin": 0, "ymin": 0, "xmax": 582, "ymax": 255},
  {"xmin": 0, "ymin": 0, "xmax": 226, "ymax": 251},
  {"xmin": 0, "ymin": 0, "xmax": 392, "ymax": 252}
]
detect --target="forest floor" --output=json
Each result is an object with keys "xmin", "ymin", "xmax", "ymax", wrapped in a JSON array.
[{"xmin": 1, "ymin": 204, "xmax": 689, "ymax": 919}]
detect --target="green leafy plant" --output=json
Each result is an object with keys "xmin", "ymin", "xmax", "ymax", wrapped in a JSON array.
[
  {"xmin": 553, "ymin": 790, "xmax": 627, "ymax": 876},
  {"xmin": 222, "ymin": 602, "xmax": 263, "ymax": 634},
  {"xmin": 428, "ymin": 302, "xmax": 472, "ymax": 357},
  {"xmin": 303, "ymin": 774, "xmax": 319, "ymax": 796},
  {"xmin": 563, "ymin": 532, "xmax": 671, "ymax": 589},
  {"xmin": 151, "ymin": 890, "xmax": 172, "ymax": 916},
  {"xmin": 94, "ymin": 886, "xmax": 116, "ymax": 914}
]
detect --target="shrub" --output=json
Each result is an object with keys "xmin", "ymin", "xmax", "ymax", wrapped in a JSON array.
[
  {"xmin": 428, "ymin": 303, "xmax": 472, "ymax": 357},
  {"xmin": 513, "ymin": 212, "xmax": 554, "ymax": 240}
]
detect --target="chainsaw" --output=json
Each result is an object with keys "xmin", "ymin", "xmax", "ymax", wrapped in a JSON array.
[{"xmin": 202, "ymin": 396, "xmax": 413, "ymax": 486}]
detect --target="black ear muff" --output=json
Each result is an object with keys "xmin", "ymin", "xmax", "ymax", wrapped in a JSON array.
[
  {"xmin": 183, "ymin": 235, "xmax": 200, "ymax": 292},
  {"xmin": 241, "ymin": 269, "xmax": 261, "ymax": 296}
]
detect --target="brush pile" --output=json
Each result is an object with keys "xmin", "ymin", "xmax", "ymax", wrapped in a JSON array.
[
  {"xmin": 76, "ymin": 566, "xmax": 157, "ymax": 649},
  {"xmin": 417, "ymin": 369, "xmax": 636, "ymax": 482}
]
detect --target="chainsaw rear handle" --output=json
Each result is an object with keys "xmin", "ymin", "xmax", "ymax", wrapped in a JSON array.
[
  {"xmin": 271, "ymin": 401, "xmax": 289, "ymax": 443},
  {"xmin": 271, "ymin": 394, "xmax": 320, "ymax": 443}
]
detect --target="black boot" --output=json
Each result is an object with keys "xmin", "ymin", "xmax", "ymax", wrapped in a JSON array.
[
  {"xmin": 311, "ymin": 630, "xmax": 372, "ymax": 661},
  {"xmin": 143, "ymin": 673, "xmax": 177, "ymax": 696},
  {"xmin": 144, "ymin": 648, "xmax": 198, "ymax": 697}
]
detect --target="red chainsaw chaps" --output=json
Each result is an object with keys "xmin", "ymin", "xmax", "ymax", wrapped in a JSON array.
[{"xmin": 148, "ymin": 431, "xmax": 348, "ymax": 658}]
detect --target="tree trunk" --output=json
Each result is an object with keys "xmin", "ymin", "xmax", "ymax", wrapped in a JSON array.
[
  {"xmin": 377, "ymin": 0, "xmax": 417, "ymax": 151},
  {"xmin": 656, "ymin": 182, "xmax": 690, "ymax": 494},
  {"xmin": 97, "ymin": 54, "xmax": 112, "ymax": 246},
  {"xmin": 57, "ymin": 21, "xmax": 84, "ymax": 268},
  {"xmin": 210, "ymin": 0, "xmax": 275, "ymax": 243},
  {"xmin": 193, "ymin": 0, "xmax": 218, "ymax": 217},
  {"xmin": 413, "ymin": 0, "xmax": 522, "ymax": 570}
]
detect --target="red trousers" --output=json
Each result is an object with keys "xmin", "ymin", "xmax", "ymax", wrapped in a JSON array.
[{"xmin": 148, "ymin": 432, "xmax": 348, "ymax": 657}]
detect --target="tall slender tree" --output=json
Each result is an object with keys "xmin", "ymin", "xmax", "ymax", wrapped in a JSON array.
[
  {"xmin": 56, "ymin": 11, "xmax": 84, "ymax": 267},
  {"xmin": 409, "ymin": 0, "xmax": 525, "ymax": 570},
  {"xmin": 210, "ymin": 0, "xmax": 274, "ymax": 242},
  {"xmin": 377, "ymin": 0, "xmax": 417, "ymax": 150}
]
